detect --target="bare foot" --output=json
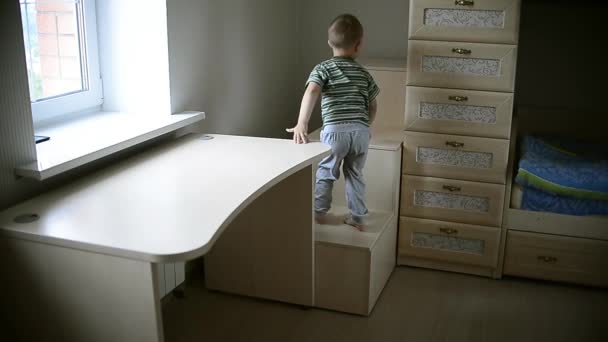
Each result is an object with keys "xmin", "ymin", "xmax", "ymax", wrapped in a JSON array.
[
  {"xmin": 315, "ymin": 214, "xmax": 330, "ymax": 225},
  {"xmin": 344, "ymin": 216, "xmax": 365, "ymax": 231}
]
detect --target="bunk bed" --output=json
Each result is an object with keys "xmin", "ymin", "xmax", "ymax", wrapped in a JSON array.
[{"xmin": 499, "ymin": 110, "xmax": 608, "ymax": 287}]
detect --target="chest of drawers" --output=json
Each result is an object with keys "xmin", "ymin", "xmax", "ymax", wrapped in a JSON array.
[{"xmin": 399, "ymin": 0, "xmax": 521, "ymax": 277}]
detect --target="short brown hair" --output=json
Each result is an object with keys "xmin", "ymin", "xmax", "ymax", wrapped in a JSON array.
[{"xmin": 328, "ymin": 14, "xmax": 363, "ymax": 49}]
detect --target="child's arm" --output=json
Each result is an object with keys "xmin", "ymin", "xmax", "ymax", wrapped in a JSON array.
[
  {"xmin": 369, "ymin": 98, "xmax": 378, "ymax": 125},
  {"xmin": 286, "ymin": 83, "xmax": 322, "ymax": 144}
]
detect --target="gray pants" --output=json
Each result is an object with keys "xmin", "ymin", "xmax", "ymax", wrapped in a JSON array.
[{"xmin": 315, "ymin": 122, "xmax": 370, "ymax": 224}]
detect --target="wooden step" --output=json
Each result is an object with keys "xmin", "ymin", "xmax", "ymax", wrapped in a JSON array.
[
  {"xmin": 315, "ymin": 207, "xmax": 397, "ymax": 316},
  {"xmin": 315, "ymin": 208, "xmax": 394, "ymax": 250}
]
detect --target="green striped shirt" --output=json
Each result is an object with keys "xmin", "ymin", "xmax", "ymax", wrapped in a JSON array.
[{"xmin": 307, "ymin": 57, "xmax": 380, "ymax": 126}]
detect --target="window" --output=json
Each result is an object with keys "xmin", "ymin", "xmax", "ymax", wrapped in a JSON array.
[{"xmin": 20, "ymin": 0, "xmax": 102, "ymax": 122}]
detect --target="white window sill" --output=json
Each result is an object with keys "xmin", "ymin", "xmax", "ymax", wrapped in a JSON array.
[{"xmin": 17, "ymin": 111, "xmax": 205, "ymax": 180}]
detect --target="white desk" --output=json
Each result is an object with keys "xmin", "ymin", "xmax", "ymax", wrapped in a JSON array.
[{"xmin": 0, "ymin": 134, "xmax": 329, "ymax": 342}]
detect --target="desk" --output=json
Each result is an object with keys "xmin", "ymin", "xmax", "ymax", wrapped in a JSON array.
[{"xmin": 0, "ymin": 134, "xmax": 329, "ymax": 342}]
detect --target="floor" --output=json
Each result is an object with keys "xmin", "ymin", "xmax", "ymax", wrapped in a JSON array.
[{"xmin": 163, "ymin": 266, "xmax": 608, "ymax": 342}]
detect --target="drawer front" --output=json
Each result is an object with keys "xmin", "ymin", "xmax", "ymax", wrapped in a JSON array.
[
  {"xmin": 409, "ymin": 0, "xmax": 521, "ymax": 44},
  {"xmin": 405, "ymin": 86, "xmax": 513, "ymax": 139},
  {"xmin": 403, "ymin": 131, "xmax": 509, "ymax": 184},
  {"xmin": 407, "ymin": 40, "xmax": 517, "ymax": 92},
  {"xmin": 399, "ymin": 217, "xmax": 500, "ymax": 267},
  {"xmin": 504, "ymin": 231, "xmax": 608, "ymax": 287},
  {"xmin": 367, "ymin": 68, "xmax": 407, "ymax": 128},
  {"xmin": 400, "ymin": 175, "xmax": 505, "ymax": 227}
]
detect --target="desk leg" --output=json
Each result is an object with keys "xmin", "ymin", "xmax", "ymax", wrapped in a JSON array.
[
  {"xmin": 0, "ymin": 238, "xmax": 164, "ymax": 342},
  {"xmin": 205, "ymin": 164, "xmax": 315, "ymax": 306}
]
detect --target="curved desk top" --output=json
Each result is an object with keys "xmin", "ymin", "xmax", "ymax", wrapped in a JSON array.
[{"xmin": 0, "ymin": 134, "xmax": 329, "ymax": 263}]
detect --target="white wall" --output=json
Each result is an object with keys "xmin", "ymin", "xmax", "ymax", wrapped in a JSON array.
[
  {"xmin": 167, "ymin": 0, "xmax": 301, "ymax": 138},
  {"xmin": 97, "ymin": 0, "xmax": 171, "ymax": 115},
  {"xmin": 0, "ymin": 0, "xmax": 38, "ymax": 210},
  {"xmin": 299, "ymin": 0, "xmax": 409, "ymax": 64}
]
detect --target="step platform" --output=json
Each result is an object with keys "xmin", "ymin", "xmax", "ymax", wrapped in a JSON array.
[{"xmin": 315, "ymin": 207, "xmax": 397, "ymax": 316}]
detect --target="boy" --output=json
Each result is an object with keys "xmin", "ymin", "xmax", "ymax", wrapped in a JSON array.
[{"xmin": 287, "ymin": 14, "xmax": 379, "ymax": 231}]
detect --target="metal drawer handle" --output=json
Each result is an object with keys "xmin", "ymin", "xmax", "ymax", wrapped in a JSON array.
[
  {"xmin": 445, "ymin": 141, "xmax": 464, "ymax": 148},
  {"xmin": 537, "ymin": 255, "xmax": 558, "ymax": 264},
  {"xmin": 443, "ymin": 185, "xmax": 462, "ymax": 192},
  {"xmin": 439, "ymin": 227, "xmax": 459, "ymax": 235},
  {"xmin": 452, "ymin": 48, "xmax": 472, "ymax": 55},
  {"xmin": 455, "ymin": 0, "xmax": 474, "ymax": 6},
  {"xmin": 449, "ymin": 95, "xmax": 468, "ymax": 102}
]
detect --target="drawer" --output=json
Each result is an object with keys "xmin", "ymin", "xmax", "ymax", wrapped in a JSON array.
[
  {"xmin": 400, "ymin": 175, "xmax": 505, "ymax": 227},
  {"xmin": 403, "ymin": 131, "xmax": 509, "ymax": 184},
  {"xmin": 409, "ymin": 0, "xmax": 521, "ymax": 44},
  {"xmin": 399, "ymin": 217, "xmax": 500, "ymax": 268},
  {"xmin": 366, "ymin": 66, "xmax": 407, "ymax": 128},
  {"xmin": 407, "ymin": 40, "xmax": 517, "ymax": 92},
  {"xmin": 405, "ymin": 86, "xmax": 513, "ymax": 139},
  {"xmin": 504, "ymin": 231, "xmax": 608, "ymax": 287}
]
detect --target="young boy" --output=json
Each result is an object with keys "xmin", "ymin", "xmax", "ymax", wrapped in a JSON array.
[{"xmin": 287, "ymin": 14, "xmax": 379, "ymax": 231}]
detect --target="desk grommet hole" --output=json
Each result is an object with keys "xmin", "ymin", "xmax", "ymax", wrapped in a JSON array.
[
  {"xmin": 199, "ymin": 135, "xmax": 214, "ymax": 140},
  {"xmin": 14, "ymin": 213, "xmax": 40, "ymax": 224}
]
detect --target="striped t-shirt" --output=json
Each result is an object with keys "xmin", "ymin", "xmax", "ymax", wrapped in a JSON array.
[{"xmin": 307, "ymin": 57, "xmax": 380, "ymax": 126}]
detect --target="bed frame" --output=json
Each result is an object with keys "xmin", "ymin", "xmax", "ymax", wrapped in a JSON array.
[{"xmin": 495, "ymin": 109, "xmax": 608, "ymax": 285}]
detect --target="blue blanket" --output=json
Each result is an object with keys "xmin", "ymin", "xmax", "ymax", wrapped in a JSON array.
[
  {"xmin": 515, "ymin": 136, "xmax": 608, "ymax": 201},
  {"xmin": 522, "ymin": 186, "xmax": 608, "ymax": 216}
]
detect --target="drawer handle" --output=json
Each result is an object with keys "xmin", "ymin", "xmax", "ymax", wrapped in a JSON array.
[
  {"xmin": 439, "ymin": 227, "xmax": 459, "ymax": 235},
  {"xmin": 537, "ymin": 255, "xmax": 558, "ymax": 264},
  {"xmin": 455, "ymin": 0, "xmax": 475, "ymax": 6},
  {"xmin": 445, "ymin": 141, "xmax": 465, "ymax": 148},
  {"xmin": 452, "ymin": 48, "xmax": 472, "ymax": 55},
  {"xmin": 449, "ymin": 95, "xmax": 469, "ymax": 102},
  {"xmin": 443, "ymin": 185, "xmax": 462, "ymax": 192}
]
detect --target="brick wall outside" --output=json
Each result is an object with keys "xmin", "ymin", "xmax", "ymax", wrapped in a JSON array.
[{"xmin": 35, "ymin": 1, "xmax": 82, "ymax": 99}]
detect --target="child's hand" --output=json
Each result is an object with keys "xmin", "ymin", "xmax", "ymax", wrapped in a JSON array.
[{"xmin": 286, "ymin": 124, "xmax": 309, "ymax": 144}]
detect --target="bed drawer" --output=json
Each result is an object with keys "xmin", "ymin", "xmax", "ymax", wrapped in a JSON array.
[
  {"xmin": 403, "ymin": 131, "xmax": 509, "ymax": 184},
  {"xmin": 400, "ymin": 175, "xmax": 505, "ymax": 227},
  {"xmin": 399, "ymin": 217, "xmax": 500, "ymax": 268},
  {"xmin": 409, "ymin": 0, "xmax": 521, "ymax": 44},
  {"xmin": 404, "ymin": 86, "xmax": 513, "ymax": 139},
  {"xmin": 407, "ymin": 40, "xmax": 517, "ymax": 92},
  {"xmin": 504, "ymin": 231, "xmax": 608, "ymax": 287}
]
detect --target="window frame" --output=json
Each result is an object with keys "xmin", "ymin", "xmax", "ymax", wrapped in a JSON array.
[{"xmin": 25, "ymin": 0, "xmax": 103, "ymax": 123}]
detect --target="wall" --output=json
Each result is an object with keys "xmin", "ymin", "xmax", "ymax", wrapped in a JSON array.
[
  {"xmin": 97, "ymin": 0, "xmax": 171, "ymax": 115},
  {"xmin": 515, "ymin": 0, "xmax": 607, "ymax": 113},
  {"xmin": 0, "ymin": 0, "xmax": 38, "ymax": 210},
  {"xmin": 514, "ymin": 0, "xmax": 607, "ymax": 140},
  {"xmin": 167, "ymin": 0, "xmax": 301, "ymax": 138},
  {"xmin": 297, "ymin": 0, "xmax": 409, "ymax": 129}
]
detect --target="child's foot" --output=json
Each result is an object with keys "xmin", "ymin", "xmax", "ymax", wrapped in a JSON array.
[
  {"xmin": 315, "ymin": 213, "xmax": 330, "ymax": 225},
  {"xmin": 344, "ymin": 215, "xmax": 365, "ymax": 231}
]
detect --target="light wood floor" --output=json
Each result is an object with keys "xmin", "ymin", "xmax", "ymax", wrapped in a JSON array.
[{"xmin": 163, "ymin": 266, "xmax": 608, "ymax": 342}]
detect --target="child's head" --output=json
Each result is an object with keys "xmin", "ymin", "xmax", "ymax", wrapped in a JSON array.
[{"xmin": 327, "ymin": 14, "xmax": 363, "ymax": 58}]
